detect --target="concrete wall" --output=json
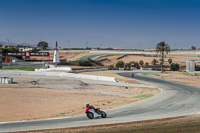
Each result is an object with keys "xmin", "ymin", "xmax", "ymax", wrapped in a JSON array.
[
  {"xmin": 35, "ymin": 67, "xmax": 72, "ymax": 72},
  {"xmin": 0, "ymin": 54, "xmax": 2, "ymax": 69},
  {"xmin": 0, "ymin": 70, "xmax": 115, "ymax": 82},
  {"xmin": 74, "ymin": 68, "xmax": 108, "ymax": 73}
]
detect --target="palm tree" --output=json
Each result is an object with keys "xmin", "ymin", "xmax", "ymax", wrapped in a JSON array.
[{"xmin": 156, "ymin": 41, "xmax": 170, "ymax": 73}]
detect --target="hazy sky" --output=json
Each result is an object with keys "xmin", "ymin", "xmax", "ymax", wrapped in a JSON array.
[{"xmin": 0, "ymin": 0, "xmax": 200, "ymax": 49}]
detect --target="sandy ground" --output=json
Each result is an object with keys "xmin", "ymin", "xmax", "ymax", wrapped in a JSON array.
[
  {"xmin": 0, "ymin": 75, "xmax": 159, "ymax": 122},
  {"xmin": 29, "ymin": 52, "xmax": 78, "ymax": 61},
  {"xmin": 146, "ymin": 72, "xmax": 200, "ymax": 87},
  {"xmin": 12, "ymin": 71, "xmax": 200, "ymax": 133},
  {"xmin": 100, "ymin": 54, "xmax": 200, "ymax": 67},
  {"xmin": 81, "ymin": 70, "xmax": 143, "ymax": 84},
  {"xmin": 81, "ymin": 70, "xmax": 200, "ymax": 87}
]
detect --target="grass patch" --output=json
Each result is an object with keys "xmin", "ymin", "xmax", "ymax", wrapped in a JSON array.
[
  {"xmin": 142, "ymin": 73, "xmax": 160, "ymax": 76},
  {"xmin": 182, "ymin": 72, "xmax": 200, "ymax": 76},
  {"xmin": 134, "ymin": 95, "xmax": 153, "ymax": 98},
  {"xmin": 3, "ymin": 67, "xmax": 35, "ymax": 71},
  {"xmin": 107, "ymin": 101, "xmax": 112, "ymax": 104}
]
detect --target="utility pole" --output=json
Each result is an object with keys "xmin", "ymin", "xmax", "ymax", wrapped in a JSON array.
[
  {"xmin": 6, "ymin": 39, "xmax": 10, "ymax": 46},
  {"xmin": 67, "ymin": 40, "xmax": 70, "ymax": 53},
  {"xmin": 86, "ymin": 40, "xmax": 88, "ymax": 48}
]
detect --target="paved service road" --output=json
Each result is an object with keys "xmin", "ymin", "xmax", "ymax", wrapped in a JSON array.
[{"xmin": 1, "ymin": 72, "xmax": 200, "ymax": 132}]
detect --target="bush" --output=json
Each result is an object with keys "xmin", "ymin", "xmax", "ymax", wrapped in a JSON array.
[
  {"xmin": 108, "ymin": 65, "xmax": 114, "ymax": 68},
  {"xmin": 170, "ymin": 63, "xmax": 180, "ymax": 71},
  {"xmin": 116, "ymin": 61, "xmax": 124, "ymax": 68},
  {"xmin": 195, "ymin": 65, "xmax": 200, "ymax": 71},
  {"xmin": 168, "ymin": 58, "xmax": 173, "ymax": 65},
  {"xmin": 78, "ymin": 61, "xmax": 92, "ymax": 66}
]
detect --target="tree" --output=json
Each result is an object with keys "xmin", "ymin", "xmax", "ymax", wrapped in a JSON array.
[
  {"xmin": 116, "ymin": 61, "xmax": 124, "ymax": 68},
  {"xmin": 37, "ymin": 41, "xmax": 48, "ymax": 50},
  {"xmin": 191, "ymin": 46, "xmax": 196, "ymax": 50},
  {"xmin": 168, "ymin": 58, "xmax": 173, "ymax": 65},
  {"xmin": 151, "ymin": 59, "xmax": 158, "ymax": 67},
  {"xmin": 139, "ymin": 60, "xmax": 144, "ymax": 67},
  {"xmin": 108, "ymin": 65, "xmax": 114, "ymax": 68},
  {"xmin": 129, "ymin": 61, "xmax": 140, "ymax": 69},
  {"xmin": 170, "ymin": 63, "xmax": 180, "ymax": 71},
  {"xmin": 156, "ymin": 41, "xmax": 170, "ymax": 73},
  {"xmin": 145, "ymin": 62, "xmax": 149, "ymax": 67},
  {"xmin": 0, "ymin": 47, "xmax": 19, "ymax": 56},
  {"xmin": 195, "ymin": 64, "xmax": 200, "ymax": 71}
]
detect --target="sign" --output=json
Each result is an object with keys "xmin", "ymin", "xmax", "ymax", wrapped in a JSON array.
[
  {"xmin": 7, "ymin": 52, "xmax": 49, "ymax": 56},
  {"xmin": 7, "ymin": 52, "xmax": 25, "ymax": 56},
  {"xmin": 26, "ymin": 52, "xmax": 30, "ymax": 57},
  {"xmin": 30, "ymin": 52, "xmax": 49, "ymax": 56}
]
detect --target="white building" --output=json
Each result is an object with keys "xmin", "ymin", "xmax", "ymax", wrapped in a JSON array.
[{"xmin": 18, "ymin": 47, "xmax": 33, "ymax": 52}]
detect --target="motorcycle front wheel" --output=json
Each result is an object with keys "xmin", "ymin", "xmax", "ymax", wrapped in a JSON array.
[
  {"xmin": 86, "ymin": 112, "xmax": 94, "ymax": 119},
  {"xmin": 101, "ymin": 111, "xmax": 107, "ymax": 118}
]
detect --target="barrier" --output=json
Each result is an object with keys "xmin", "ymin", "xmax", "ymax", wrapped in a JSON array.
[
  {"xmin": 74, "ymin": 68, "xmax": 108, "ymax": 73},
  {"xmin": 0, "ymin": 70, "xmax": 115, "ymax": 82},
  {"xmin": 0, "ymin": 77, "xmax": 13, "ymax": 84},
  {"xmin": 35, "ymin": 67, "xmax": 72, "ymax": 72}
]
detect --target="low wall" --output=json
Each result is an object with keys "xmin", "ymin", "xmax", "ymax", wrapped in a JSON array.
[
  {"xmin": 35, "ymin": 67, "xmax": 72, "ymax": 72},
  {"xmin": 74, "ymin": 68, "xmax": 108, "ymax": 73},
  {"xmin": 0, "ymin": 70, "xmax": 115, "ymax": 82}
]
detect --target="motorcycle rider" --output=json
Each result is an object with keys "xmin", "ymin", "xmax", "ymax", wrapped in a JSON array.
[{"xmin": 86, "ymin": 104, "xmax": 99, "ymax": 113}]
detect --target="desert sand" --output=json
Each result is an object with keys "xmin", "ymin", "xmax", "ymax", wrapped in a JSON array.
[{"xmin": 0, "ymin": 75, "xmax": 159, "ymax": 122}]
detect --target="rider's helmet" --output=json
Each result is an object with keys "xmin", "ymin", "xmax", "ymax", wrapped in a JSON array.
[{"xmin": 86, "ymin": 104, "xmax": 90, "ymax": 108}]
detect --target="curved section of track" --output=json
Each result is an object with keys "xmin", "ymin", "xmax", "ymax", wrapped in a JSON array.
[{"xmin": 1, "ymin": 72, "xmax": 200, "ymax": 132}]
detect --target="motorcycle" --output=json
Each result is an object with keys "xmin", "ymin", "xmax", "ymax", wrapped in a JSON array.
[{"xmin": 85, "ymin": 106, "xmax": 107, "ymax": 119}]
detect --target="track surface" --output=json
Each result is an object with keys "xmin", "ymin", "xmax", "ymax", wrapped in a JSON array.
[{"xmin": 1, "ymin": 72, "xmax": 200, "ymax": 132}]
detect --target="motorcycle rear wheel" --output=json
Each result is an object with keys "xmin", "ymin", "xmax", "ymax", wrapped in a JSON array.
[{"xmin": 87, "ymin": 112, "xmax": 94, "ymax": 119}]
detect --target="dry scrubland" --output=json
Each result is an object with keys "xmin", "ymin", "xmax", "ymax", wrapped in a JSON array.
[
  {"xmin": 147, "ymin": 72, "xmax": 200, "ymax": 87},
  {"xmin": 27, "ymin": 52, "xmax": 200, "ymax": 68},
  {"xmin": 0, "ymin": 75, "xmax": 158, "ymax": 122},
  {"xmin": 29, "ymin": 52, "xmax": 78, "ymax": 61},
  {"xmin": 100, "ymin": 54, "xmax": 200, "ymax": 67}
]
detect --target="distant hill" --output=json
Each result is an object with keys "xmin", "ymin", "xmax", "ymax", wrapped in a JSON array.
[{"xmin": 0, "ymin": 41, "xmax": 35, "ymax": 47}]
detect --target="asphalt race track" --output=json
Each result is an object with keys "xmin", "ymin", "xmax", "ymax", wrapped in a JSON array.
[{"xmin": 1, "ymin": 72, "xmax": 200, "ymax": 132}]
